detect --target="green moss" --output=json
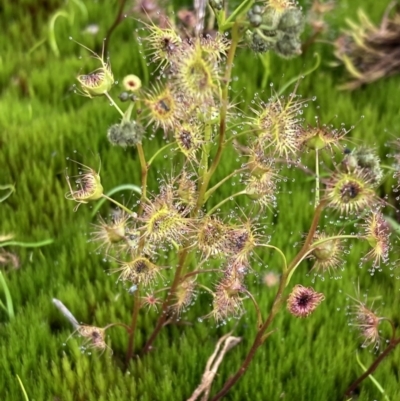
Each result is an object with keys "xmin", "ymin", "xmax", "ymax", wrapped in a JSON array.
[{"xmin": 1, "ymin": 0, "xmax": 400, "ymax": 400}]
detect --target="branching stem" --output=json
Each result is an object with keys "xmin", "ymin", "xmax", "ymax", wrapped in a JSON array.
[
  {"xmin": 211, "ymin": 200, "xmax": 327, "ymax": 400},
  {"xmin": 344, "ymin": 336, "xmax": 400, "ymax": 397},
  {"xmin": 141, "ymin": 248, "xmax": 190, "ymax": 354}
]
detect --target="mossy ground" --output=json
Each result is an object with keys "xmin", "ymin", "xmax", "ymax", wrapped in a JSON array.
[{"xmin": 1, "ymin": 0, "xmax": 400, "ymax": 400}]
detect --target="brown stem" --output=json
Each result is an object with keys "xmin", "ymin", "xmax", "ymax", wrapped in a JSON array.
[
  {"xmin": 344, "ymin": 337, "xmax": 400, "ymax": 397},
  {"xmin": 125, "ymin": 286, "xmax": 141, "ymax": 363},
  {"xmin": 287, "ymin": 199, "xmax": 327, "ymax": 271},
  {"xmin": 210, "ymin": 269, "xmax": 289, "ymax": 401},
  {"xmin": 194, "ymin": 22, "xmax": 240, "ymax": 213},
  {"xmin": 211, "ymin": 200, "xmax": 327, "ymax": 400},
  {"xmin": 141, "ymin": 248, "xmax": 189, "ymax": 354},
  {"xmin": 142, "ymin": 25, "xmax": 241, "ymax": 353},
  {"xmin": 104, "ymin": 0, "xmax": 129, "ymax": 56}
]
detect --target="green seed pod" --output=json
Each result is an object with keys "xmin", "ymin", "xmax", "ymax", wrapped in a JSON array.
[
  {"xmin": 278, "ymin": 8, "xmax": 304, "ymax": 35},
  {"xmin": 247, "ymin": 30, "xmax": 275, "ymax": 54},
  {"xmin": 249, "ymin": 13, "xmax": 263, "ymax": 27},
  {"xmin": 119, "ymin": 92, "xmax": 130, "ymax": 102},
  {"xmin": 262, "ymin": 8, "xmax": 281, "ymax": 30},
  {"xmin": 342, "ymin": 147, "xmax": 383, "ymax": 187},
  {"xmin": 107, "ymin": 121, "xmax": 145, "ymax": 148},
  {"xmin": 252, "ymin": 5, "xmax": 262, "ymax": 15},
  {"xmin": 274, "ymin": 34, "xmax": 302, "ymax": 58},
  {"xmin": 248, "ymin": 5, "xmax": 263, "ymax": 27}
]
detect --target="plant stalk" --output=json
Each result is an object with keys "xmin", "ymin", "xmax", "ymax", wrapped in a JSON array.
[
  {"xmin": 211, "ymin": 200, "xmax": 327, "ymax": 400},
  {"xmin": 344, "ymin": 337, "xmax": 400, "ymax": 397},
  {"xmin": 194, "ymin": 22, "xmax": 240, "ymax": 212},
  {"xmin": 141, "ymin": 248, "xmax": 190, "ymax": 354}
]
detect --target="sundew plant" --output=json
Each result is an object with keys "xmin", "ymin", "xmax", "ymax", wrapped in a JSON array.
[{"xmin": 49, "ymin": 0, "xmax": 400, "ymax": 399}]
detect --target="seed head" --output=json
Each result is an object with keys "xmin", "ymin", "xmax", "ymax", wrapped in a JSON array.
[
  {"xmin": 301, "ymin": 124, "xmax": 346, "ymax": 152},
  {"xmin": 362, "ymin": 211, "xmax": 390, "ymax": 266},
  {"xmin": 246, "ymin": 30, "xmax": 275, "ymax": 54},
  {"xmin": 143, "ymin": 84, "xmax": 179, "ymax": 132},
  {"xmin": 173, "ymin": 40, "xmax": 218, "ymax": 103},
  {"xmin": 77, "ymin": 325, "xmax": 108, "ymax": 352},
  {"xmin": 198, "ymin": 33, "xmax": 230, "ymax": 61},
  {"xmin": 140, "ymin": 20, "xmax": 182, "ymax": 67},
  {"xmin": 287, "ymin": 285, "xmax": 325, "ymax": 318},
  {"xmin": 171, "ymin": 279, "xmax": 196, "ymax": 315},
  {"xmin": 348, "ymin": 290, "xmax": 383, "ymax": 349},
  {"xmin": 342, "ymin": 146, "xmax": 383, "ymax": 187},
  {"xmin": 211, "ymin": 275, "xmax": 245, "ymax": 321},
  {"xmin": 65, "ymin": 161, "xmax": 103, "ymax": 211},
  {"xmin": 91, "ymin": 210, "xmax": 132, "ymax": 254},
  {"xmin": 245, "ymin": 172, "xmax": 277, "ymax": 209},
  {"xmin": 115, "ymin": 256, "xmax": 161, "ymax": 287},
  {"xmin": 107, "ymin": 120, "xmax": 145, "ymax": 147},
  {"xmin": 278, "ymin": 8, "xmax": 304, "ymax": 35},
  {"xmin": 174, "ymin": 122, "xmax": 203, "ymax": 161},
  {"xmin": 226, "ymin": 220, "xmax": 258, "ymax": 264},
  {"xmin": 197, "ymin": 216, "xmax": 229, "ymax": 259},
  {"xmin": 251, "ymin": 94, "xmax": 305, "ymax": 158},
  {"xmin": 324, "ymin": 169, "xmax": 379, "ymax": 214},
  {"xmin": 141, "ymin": 200, "xmax": 192, "ymax": 245},
  {"xmin": 176, "ymin": 171, "xmax": 197, "ymax": 212},
  {"xmin": 275, "ymin": 33, "xmax": 302, "ymax": 58},
  {"xmin": 309, "ymin": 231, "xmax": 344, "ymax": 273},
  {"xmin": 245, "ymin": 142, "xmax": 280, "ymax": 177}
]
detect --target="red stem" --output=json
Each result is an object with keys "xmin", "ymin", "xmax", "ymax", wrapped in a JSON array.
[
  {"xmin": 141, "ymin": 249, "xmax": 189, "ymax": 354},
  {"xmin": 344, "ymin": 337, "xmax": 400, "ymax": 397},
  {"xmin": 210, "ymin": 201, "xmax": 326, "ymax": 400}
]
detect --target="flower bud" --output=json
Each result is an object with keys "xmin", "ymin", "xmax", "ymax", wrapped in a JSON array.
[
  {"xmin": 262, "ymin": 8, "xmax": 281, "ymax": 30},
  {"xmin": 119, "ymin": 92, "xmax": 130, "ymax": 102},
  {"xmin": 246, "ymin": 30, "xmax": 275, "ymax": 54},
  {"xmin": 116, "ymin": 256, "xmax": 161, "ymax": 287},
  {"xmin": 249, "ymin": 13, "xmax": 263, "ymax": 27},
  {"xmin": 275, "ymin": 34, "xmax": 302, "ymax": 58},
  {"xmin": 342, "ymin": 147, "xmax": 383, "ymax": 187},
  {"xmin": 107, "ymin": 121, "xmax": 145, "ymax": 148},
  {"xmin": 278, "ymin": 8, "xmax": 304, "ymax": 35}
]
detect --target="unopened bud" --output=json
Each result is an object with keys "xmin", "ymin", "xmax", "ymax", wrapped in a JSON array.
[
  {"xmin": 107, "ymin": 121, "xmax": 145, "ymax": 148},
  {"xmin": 275, "ymin": 34, "xmax": 302, "ymax": 58},
  {"xmin": 278, "ymin": 8, "xmax": 304, "ymax": 35},
  {"xmin": 119, "ymin": 92, "xmax": 130, "ymax": 102}
]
